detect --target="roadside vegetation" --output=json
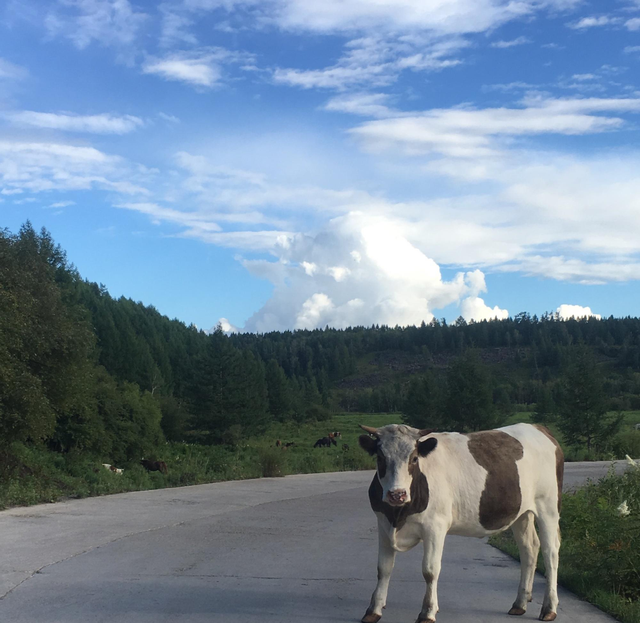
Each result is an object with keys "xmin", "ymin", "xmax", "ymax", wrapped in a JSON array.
[
  {"xmin": 491, "ymin": 458, "xmax": 640, "ymax": 623},
  {"xmin": 0, "ymin": 413, "xmax": 397, "ymax": 509}
]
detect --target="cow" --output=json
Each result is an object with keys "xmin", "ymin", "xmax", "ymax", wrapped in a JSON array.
[
  {"xmin": 284, "ymin": 442, "xmax": 295, "ymax": 448},
  {"xmin": 140, "ymin": 459, "xmax": 168, "ymax": 475},
  {"xmin": 635, "ymin": 423, "xmax": 640, "ymax": 431},
  {"xmin": 358, "ymin": 423, "xmax": 563, "ymax": 623},
  {"xmin": 329, "ymin": 431, "xmax": 342, "ymax": 439},
  {"xmin": 314, "ymin": 437, "xmax": 332, "ymax": 448},
  {"xmin": 102, "ymin": 463, "xmax": 124, "ymax": 475},
  {"xmin": 275, "ymin": 439, "xmax": 282, "ymax": 447}
]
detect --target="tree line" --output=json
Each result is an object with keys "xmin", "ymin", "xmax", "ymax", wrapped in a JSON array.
[{"xmin": 1, "ymin": 223, "xmax": 638, "ymax": 464}]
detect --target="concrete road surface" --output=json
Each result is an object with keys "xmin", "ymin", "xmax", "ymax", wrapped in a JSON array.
[{"xmin": 0, "ymin": 460, "xmax": 632, "ymax": 623}]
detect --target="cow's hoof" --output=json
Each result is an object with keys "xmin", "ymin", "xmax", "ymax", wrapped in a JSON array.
[
  {"xmin": 508, "ymin": 606, "xmax": 526, "ymax": 616},
  {"xmin": 362, "ymin": 611, "xmax": 382, "ymax": 623},
  {"xmin": 539, "ymin": 612, "xmax": 557, "ymax": 621},
  {"xmin": 415, "ymin": 618, "xmax": 435, "ymax": 623}
]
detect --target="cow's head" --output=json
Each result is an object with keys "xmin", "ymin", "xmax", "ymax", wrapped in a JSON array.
[{"xmin": 359, "ymin": 424, "xmax": 437, "ymax": 506}]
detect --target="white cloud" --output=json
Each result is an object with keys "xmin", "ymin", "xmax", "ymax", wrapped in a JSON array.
[
  {"xmin": 5, "ymin": 111, "xmax": 144, "ymax": 134},
  {"xmin": 324, "ymin": 93, "xmax": 395, "ymax": 118},
  {"xmin": 350, "ymin": 97, "xmax": 640, "ymax": 158},
  {"xmin": 216, "ymin": 317, "xmax": 239, "ymax": 334},
  {"xmin": 273, "ymin": 35, "xmax": 466, "ymax": 91},
  {"xmin": 234, "ymin": 213, "xmax": 505, "ymax": 332},
  {"xmin": 142, "ymin": 48, "xmax": 252, "ymax": 88},
  {"xmin": 0, "ymin": 58, "xmax": 28, "ymax": 81},
  {"xmin": 48, "ymin": 201, "xmax": 76, "ymax": 208},
  {"xmin": 490, "ymin": 36, "xmax": 531, "ymax": 48},
  {"xmin": 461, "ymin": 296, "xmax": 509, "ymax": 321},
  {"xmin": 624, "ymin": 46, "xmax": 640, "ymax": 54},
  {"xmin": 626, "ymin": 17, "xmax": 640, "ymax": 30},
  {"xmin": 0, "ymin": 141, "xmax": 151, "ymax": 195},
  {"xmin": 45, "ymin": 0, "xmax": 147, "ymax": 50},
  {"xmin": 556, "ymin": 304, "xmax": 601, "ymax": 320},
  {"xmin": 568, "ymin": 15, "xmax": 618, "ymax": 29},
  {"xmin": 572, "ymin": 73, "xmax": 596, "ymax": 81}
]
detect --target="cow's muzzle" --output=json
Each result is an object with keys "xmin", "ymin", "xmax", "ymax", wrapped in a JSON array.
[{"xmin": 386, "ymin": 489, "xmax": 408, "ymax": 506}]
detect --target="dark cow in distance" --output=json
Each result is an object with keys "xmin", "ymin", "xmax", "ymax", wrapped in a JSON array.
[
  {"xmin": 358, "ymin": 423, "xmax": 563, "ymax": 623},
  {"xmin": 313, "ymin": 437, "xmax": 332, "ymax": 448},
  {"xmin": 141, "ymin": 459, "xmax": 168, "ymax": 474}
]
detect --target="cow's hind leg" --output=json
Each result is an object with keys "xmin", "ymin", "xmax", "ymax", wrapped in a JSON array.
[
  {"xmin": 508, "ymin": 511, "xmax": 540, "ymax": 616},
  {"xmin": 536, "ymin": 503, "xmax": 561, "ymax": 621},
  {"xmin": 362, "ymin": 529, "xmax": 396, "ymax": 623}
]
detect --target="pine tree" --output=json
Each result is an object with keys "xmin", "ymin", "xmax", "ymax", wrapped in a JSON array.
[
  {"xmin": 557, "ymin": 347, "xmax": 622, "ymax": 453},
  {"xmin": 444, "ymin": 351, "xmax": 500, "ymax": 431},
  {"xmin": 402, "ymin": 371, "xmax": 442, "ymax": 429}
]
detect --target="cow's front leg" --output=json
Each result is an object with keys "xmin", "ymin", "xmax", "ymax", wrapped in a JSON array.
[
  {"xmin": 362, "ymin": 528, "xmax": 396, "ymax": 623},
  {"xmin": 416, "ymin": 527, "xmax": 446, "ymax": 623}
]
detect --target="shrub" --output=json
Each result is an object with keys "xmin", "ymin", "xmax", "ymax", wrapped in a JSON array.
[{"xmin": 258, "ymin": 448, "xmax": 285, "ymax": 477}]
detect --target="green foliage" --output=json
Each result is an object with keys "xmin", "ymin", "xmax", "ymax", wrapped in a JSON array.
[
  {"xmin": 444, "ymin": 350, "xmax": 502, "ymax": 431},
  {"xmin": 402, "ymin": 371, "xmax": 442, "ymax": 429},
  {"xmin": 557, "ymin": 347, "xmax": 623, "ymax": 452},
  {"xmin": 532, "ymin": 384, "xmax": 556, "ymax": 423},
  {"xmin": 0, "ymin": 224, "xmax": 95, "ymax": 445}
]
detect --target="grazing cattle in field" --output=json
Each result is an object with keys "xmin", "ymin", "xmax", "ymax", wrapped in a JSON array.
[
  {"xmin": 358, "ymin": 423, "xmax": 563, "ymax": 623},
  {"xmin": 140, "ymin": 459, "xmax": 168, "ymax": 474},
  {"xmin": 329, "ymin": 431, "xmax": 342, "ymax": 439},
  {"xmin": 275, "ymin": 439, "xmax": 281, "ymax": 447},
  {"xmin": 102, "ymin": 463, "xmax": 124, "ymax": 475},
  {"xmin": 284, "ymin": 442, "xmax": 295, "ymax": 448},
  {"xmin": 314, "ymin": 437, "xmax": 332, "ymax": 448},
  {"xmin": 342, "ymin": 443, "xmax": 350, "ymax": 452},
  {"xmin": 635, "ymin": 423, "xmax": 640, "ymax": 431}
]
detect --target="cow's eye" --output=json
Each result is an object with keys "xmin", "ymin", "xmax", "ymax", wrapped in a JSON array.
[{"xmin": 412, "ymin": 456, "xmax": 418, "ymax": 463}]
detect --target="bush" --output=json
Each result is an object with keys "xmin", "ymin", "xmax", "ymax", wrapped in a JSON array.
[{"xmin": 258, "ymin": 449, "xmax": 285, "ymax": 477}]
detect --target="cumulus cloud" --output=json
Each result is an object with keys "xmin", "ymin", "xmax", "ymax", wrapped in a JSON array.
[
  {"xmin": 5, "ymin": 111, "xmax": 144, "ymax": 134},
  {"xmin": 234, "ymin": 214, "xmax": 505, "ymax": 332},
  {"xmin": 556, "ymin": 304, "xmax": 601, "ymax": 320},
  {"xmin": 142, "ymin": 48, "xmax": 253, "ymax": 88}
]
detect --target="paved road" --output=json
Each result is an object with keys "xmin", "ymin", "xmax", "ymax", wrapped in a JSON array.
[{"xmin": 0, "ymin": 461, "xmax": 632, "ymax": 623}]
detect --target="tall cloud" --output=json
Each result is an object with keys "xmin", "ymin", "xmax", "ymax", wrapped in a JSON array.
[{"xmin": 238, "ymin": 213, "xmax": 506, "ymax": 332}]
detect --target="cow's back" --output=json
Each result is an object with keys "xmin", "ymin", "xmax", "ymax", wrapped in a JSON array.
[{"xmin": 499, "ymin": 423, "xmax": 563, "ymax": 514}]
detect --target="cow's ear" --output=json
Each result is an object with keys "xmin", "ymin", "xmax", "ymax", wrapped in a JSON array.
[
  {"xmin": 418, "ymin": 437, "xmax": 438, "ymax": 457},
  {"xmin": 359, "ymin": 434, "xmax": 378, "ymax": 456}
]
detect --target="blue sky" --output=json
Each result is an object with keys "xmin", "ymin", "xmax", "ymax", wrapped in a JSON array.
[{"xmin": 1, "ymin": 0, "xmax": 640, "ymax": 332}]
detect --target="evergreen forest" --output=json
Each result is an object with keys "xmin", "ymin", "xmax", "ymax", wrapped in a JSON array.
[{"xmin": 2, "ymin": 222, "xmax": 640, "ymax": 471}]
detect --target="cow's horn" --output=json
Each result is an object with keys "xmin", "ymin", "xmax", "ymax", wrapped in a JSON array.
[{"xmin": 359, "ymin": 425, "xmax": 379, "ymax": 437}]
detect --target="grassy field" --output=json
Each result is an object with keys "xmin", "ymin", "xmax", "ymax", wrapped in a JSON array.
[
  {"xmin": 2, "ymin": 410, "xmax": 639, "ymax": 510},
  {"xmin": 0, "ymin": 413, "xmax": 402, "ymax": 510}
]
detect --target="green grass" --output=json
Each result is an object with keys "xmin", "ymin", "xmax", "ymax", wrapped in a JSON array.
[
  {"xmin": 490, "ymin": 461, "xmax": 640, "ymax": 623},
  {"xmin": 0, "ymin": 413, "xmax": 403, "ymax": 510}
]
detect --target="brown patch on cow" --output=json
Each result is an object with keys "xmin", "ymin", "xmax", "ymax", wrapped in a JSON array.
[
  {"xmin": 368, "ymin": 448, "xmax": 429, "ymax": 530},
  {"xmin": 467, "ymin": 431, "xmax": 524, "ymax": 531},
  {"xmin": 533, "ymin": 424, "xmax": 564, "ymax": 513},
  {"xmin": 362, "ymin": 610, "xmax": 382, "ymax": 623}
]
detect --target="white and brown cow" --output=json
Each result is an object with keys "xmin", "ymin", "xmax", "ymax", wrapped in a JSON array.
[{"xmin": 358, "ymin": 423, "xmax": 563, "ymax": 623}]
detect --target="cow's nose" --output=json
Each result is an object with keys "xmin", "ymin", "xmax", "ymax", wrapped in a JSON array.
[{"xmin": 387, "ymin": 489, "xmax": 407, "ymax": 505}]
